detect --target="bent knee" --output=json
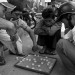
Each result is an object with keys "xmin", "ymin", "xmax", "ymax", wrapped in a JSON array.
[
  {"xmin": 57, "ymin": 39, "xmax": 67, "ymax": 46},
  {"xmin": 56, "ymin": 39, "xmax": 67, "ymax": 52}
]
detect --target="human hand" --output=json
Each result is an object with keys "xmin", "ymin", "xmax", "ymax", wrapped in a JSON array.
[{"xmin": 32, "ymin": 45, "xmax": 40, "ymax": 52}]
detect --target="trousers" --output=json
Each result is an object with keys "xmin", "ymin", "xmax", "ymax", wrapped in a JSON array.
[{"xmin": 56, "ymin": 39, "xmax": 75, "ymax": 75}]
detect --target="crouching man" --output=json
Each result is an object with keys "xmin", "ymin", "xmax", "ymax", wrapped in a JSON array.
[
  {"xmin": 56, "ymin": 2, "xmax": 75, "ymax": 75},
  {"xmin": 0, "ymin": 1, "xmax": 39, "ymax": 65}
]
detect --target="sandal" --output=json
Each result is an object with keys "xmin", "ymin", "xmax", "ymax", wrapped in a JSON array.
[
  {"xmin": 39, "ymin": 50, "xmax": 56, "ymax": 55},
  {"xmin": 0, "ymin": 56, "xmax": 6, "ymax": 66},
  {"xmin": 9, "ymin": 50, "xmax": 25, "ymax": 57}
]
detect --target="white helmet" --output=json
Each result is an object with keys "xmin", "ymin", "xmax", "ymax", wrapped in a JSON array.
[
  {"xmin": 0, "ymin": 0, "xmax": 7, "ymax": 2},
  {"xmin": 0, "ymin": 0, "xmax": 16, "ymax": 11}
]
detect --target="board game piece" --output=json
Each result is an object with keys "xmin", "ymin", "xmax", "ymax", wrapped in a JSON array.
[
  {"xmin": 32, "ymin": 67, "xmax": 35, "ymax": 69},
  {"xmin": 32, "ymin": 63, "xmax": 34, "ymax": 66},
  {"xmin": 38, "ymin": 65, "xmax": 41, "ymax": 67},
  {"xmin": 34, "ymin": 61, "xmax": 37, "ymax": 63},
  {"xmin": 29, "ymin": 59, "xmax": 31, "ymax": 61},
  {"xmin": 41, "ymin": 62, "xmax": 43, "ymax": 64},
  {"xmin": 26, "ymin": 65, "xmax": 29, "ymax": 68}
]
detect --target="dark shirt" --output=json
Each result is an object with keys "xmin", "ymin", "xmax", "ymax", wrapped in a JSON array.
[{"xmin": 34, "ymin": 19, "xmax": 61, "ymax": 36}]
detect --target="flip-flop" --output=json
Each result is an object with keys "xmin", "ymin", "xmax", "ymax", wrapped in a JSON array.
[
  {"xmin": 9, "ymin": 50, "xmax": 25, "ymax": 56},
  {"xmin": 0, "ymin": 56, "xmax": 6, "ymax": 66},
  {"xmin": 39, "ymin": 50, "xmax": 56, "ymax": 55}
]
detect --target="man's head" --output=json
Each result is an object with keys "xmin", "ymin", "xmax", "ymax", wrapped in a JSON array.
[
  {"xmin": 0, "ymin": 0, "xmax": 16, "ymax": 18},
  {"xmin": 56, "ymin": 1, "xmax": 75, "ymax": 28},
  {"xmin": 11, "ymin": 7, "xmax": 22, "ymax": 20}
]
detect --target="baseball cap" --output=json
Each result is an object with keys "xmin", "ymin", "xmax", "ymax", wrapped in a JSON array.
[{"xmin": 0, "ymin": 0, "xmax": 16, "ymax": 11}]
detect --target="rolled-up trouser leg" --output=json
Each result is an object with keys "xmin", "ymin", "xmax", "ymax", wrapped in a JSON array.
[
  {"xmin": 0, "ymin": 40, "xmax": 16, "ymax": 54},
  {"xmin": 56, "ymin": 39, "xmax": 75, "ymax": 74}
]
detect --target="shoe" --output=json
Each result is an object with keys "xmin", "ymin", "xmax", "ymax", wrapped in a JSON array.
[
  {"xmin": 0, "ymin": 56, "xmax": 6, "ymax": 66},
  {"xmin": 9, "ymin": 50, "xmax": 25, "ymax": 57},
  {"xmin": 39, "ymin": 46, "xmax": 46, "ymax": 53},
  {"xmin": 39, "ymin": 50, "xmax": 56, "ymax": 55},
  {"xmin": 9, "ymin": 50, "xmax": 16, "ymax": 55},
  {"xmin": 16, "ymin": 53, "xmax": 25, "ymax": 56}
]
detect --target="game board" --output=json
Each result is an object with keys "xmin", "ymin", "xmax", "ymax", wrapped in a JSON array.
[{"xmin": 15, "ymin": 54, "xmax": 56, "ymax": 75}]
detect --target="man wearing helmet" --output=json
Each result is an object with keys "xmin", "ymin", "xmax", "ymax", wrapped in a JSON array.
[{"xmin": 56, "ymin": 1, "xmax": 75, "ymax": 75}]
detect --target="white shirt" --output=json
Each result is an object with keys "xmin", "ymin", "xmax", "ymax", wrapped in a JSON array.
[
  {"xmin": 61, "ymin": 23, "xmax": 75, "ymax": 42},
  {"xmin": 0, "ymin": 29, "xmax": 11, "ymax": 41}
]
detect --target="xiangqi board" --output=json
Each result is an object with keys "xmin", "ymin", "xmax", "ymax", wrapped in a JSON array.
[{"xmin": 15, "ymin": 54, "xmax": 56, "ymax": 75}]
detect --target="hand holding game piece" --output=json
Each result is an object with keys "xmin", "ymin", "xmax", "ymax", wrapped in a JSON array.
[{"xmin": 32, "ymin": 45, "xmax": 39, "ymax": 52}]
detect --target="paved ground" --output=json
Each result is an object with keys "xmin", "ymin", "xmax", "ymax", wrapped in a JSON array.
[{"xmin": 0, "ymin": 32, "xmax": 66, "ymax": 75}]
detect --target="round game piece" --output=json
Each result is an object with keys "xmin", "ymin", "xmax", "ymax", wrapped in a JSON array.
[
  {"xmin": 16, "ymin": 57, "xmax": 19, "ymax": 60},
  {"xmin": 26, "ymin": 58, "xmax": 29, "ymax": 61},
  {"xmin": 32, "ymin": 63, "xmax": 34, "ymax": 66},
  {"xmin": 22, "ymin": 59, "xmax": 25, "ymax": 61},
  {"xmin": 34, "ymin": 55, "xmax": 36, "ymax": 56},
  {"xmin": 49, "ymin": 66, "xmax": 52, "ymax": 69},
  {"xmin": 41, "ymin": 62, "xmax": 44, "ymax": 64},
  {"xmin": 40, "ymin": 58, "xmax": 43, "ymax": 60},
  {"xmin": 33, "ymin": 58, "xmax": 36, "ymax": 61},
  {"xmin": 34, "ymin": 60, "xmax": 37, "ymax": 63},
  {"xmin": 20, "ymin": 57, "xmax": 24, "ymax": 58},
  {"xmin": 32, "ymin": 67, "xmax": 35, "ymax": 69},
  {"xmin": 20, "ymin": 61, "xmax": 22, "ymax": 63},
  {"xmin": 43, "ymin": 59, "xmax": 46, "ymax": 61},
  {"xmin": 26, "ymin": 65, "xmax": 29, "ymax": 68},
  {"xmin": 38, "ymin": 65, "xmax": 41, "ymax": 67},
  {"xmin": 37, "ymin": 55, "xmax": 39, "ymax": 57},
  {"xmin": 45, "ymin": 57, "xmax": 48, "ymax": 58},
  {"xmin": 28, "ymin": 55, "xmax": 30, "ymax": 56},
  {"xmin": 29, "ymin": 59, "xmax": 31, "ymax": 61},
  {"xmin": 46, "ymin": 60, "xmax": 48, "ymax": 62},
  {"xmin": 48, "ymin": 62, "xmax": 50, "ymax": 64},
  {"xmin": 47, "ymin": 62, "xmax": 50, "ymax": 65}
]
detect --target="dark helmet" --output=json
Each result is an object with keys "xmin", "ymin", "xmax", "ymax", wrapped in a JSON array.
[{"xmin": 56, "ymin": 1, "xmax": 75, "ymax": 22}]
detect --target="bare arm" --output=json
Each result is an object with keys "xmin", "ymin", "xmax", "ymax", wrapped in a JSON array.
[
  {"xmin": 19, "ymin": 19, "xmax": 37, "ymax": 46},
  {"xmin": 23, "ymin": 26, "xmax": 37, "ymax": 46}
]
